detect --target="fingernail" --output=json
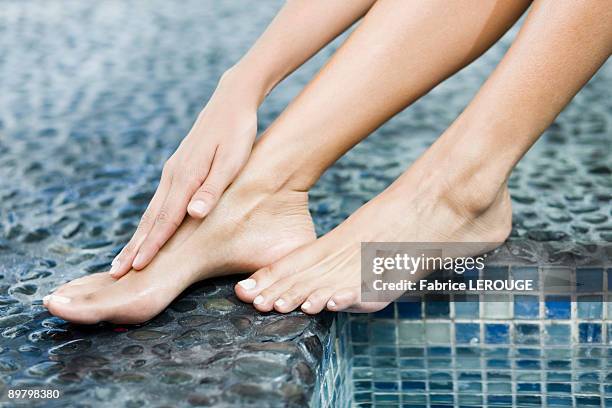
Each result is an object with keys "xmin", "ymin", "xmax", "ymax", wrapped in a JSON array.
[
  {"xmin": 109, "ymin": 258, "xmax": 120, "ymax": 275},
  {"xmin": 327, "ymin": 300, "xmax": 336, "ymax": 308},
  {"xmin": 253, "ymin": 295, "xmax": 264, "ymax": 305},
  {"xmin": 301, "ymin": 301, "xmax": 311, "ymax": 311},
  {"xmin": 51, "ymin": 295, "xmax": 71, "ymax": 304},
  {"xmin": 189, "ymin": 200, "xmax": 208, "ymax": 216},
  {"xmin": 133, "ymin": 253, "xmax": 144, "ymax": 268},
  {"xmin": 238, "ymin": 279, "xmax": 256, "ymax": 290},
  {"xmin": 274, "ymin": 298, "xmax": 285, "ymax": 307}
]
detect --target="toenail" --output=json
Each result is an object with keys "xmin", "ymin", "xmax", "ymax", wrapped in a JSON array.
[
  {"xmin": 109, "ymin": 258, "xmax": 120, "ymax": 275},
  {"xmin": 253, "ymin": 295, "xmax": 264, "ymax": 305},
  {"xmin": 42, "ymin": 295, "xmax": 50, "ymax": 304},
  {"xmin": 51, "ymin": 295, "xmax": 71, "ymax": 304},
  {"xmin": 238, "ymin": 279, "xmax": 256, "ymax": 290},
  {"xmin": 301, "ymin": 301, "xmax": 311, "ymax": 311},
  {"xmin": 327, "ymin": 300, "xmax": 336, "ymax": 308},
  {"xmin": 189, "ymin": 200, "xmax": 208, "ymax": 216},
  {"xmin": 274, "ymin": 298, "xmax": 285, "ymax": 307}
]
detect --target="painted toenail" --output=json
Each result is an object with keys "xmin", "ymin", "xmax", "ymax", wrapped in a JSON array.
[
  {"xmin": 275, "ymin": 298, "xmax": 285, "ymax": 307},
  {"xmin": 253, "ymin": 295, "xmax": 264, "ymax": 305},
  {"xmin": 238, "ymin": 279, "xmax": 256, "ymax": 290},
  {"xmin": 189, "ymin": 200, "xmax": 208, "ymax": 215},
  {"xmin": 301, "ymin": 301, "xmax": 311, "ymax": 311},
  {"xmin": 109, "ymin": 258, "xmax": 120, "ymax": 275},
  {"xmin": 327, "ymin": 300, "xmax": 336, "ymax": 308},
  {"xmin": 51, "ymin": 295, "xmax": 71, "ymax": 304}
]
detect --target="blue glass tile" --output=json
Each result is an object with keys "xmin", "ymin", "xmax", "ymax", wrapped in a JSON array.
[
  {"xmin": 577, "ymin": 295, "xmax": 602, "ymax": 319},
  {"xmin": 546, "ymin": 396, "xmax": 572, "ymax": 407},
  {"xmin": 354, "ymin": 392, "xmax": 372, "ymax": 403},
  {"xmin": 547, "ymin": 383, "xmax": 572, "ymax": 394},
  {"xmin": 397, "ymin": 301, "xmax": 421, "ymax": 319},
  {"xmin": 512, "ymin": 266, "xmax": 539, "ymax": 289},
  {"xmin": 515, "ymin": 323, "xmax": 540, "ymax": 345},
  {"xmin": 430, "ymin": 394, "xmax": 454, "ymax": 404},
  {"xmin": 425, "ymin": 296, "xmax": 450, "ymax": 318},
  {"xmin": 455, "ymin": 295, "xmax": 480, "ymax": 318},
  {"xmin": 608, "ymin": 323, "xmax": 612, "ymax": 343},
  {"xmin": 373, "ymin": 381, "xmax": 399, "ymax": 391},
  {"xmin": 402, "ymin": 381, "xmax": 426, "ymax": 391},
  {"xmin": 373, "ymin": 303, "xmax": 395, "ymax": 318},
  {"xmin": 576, "ymin": 268, "xmax": 603, "ymax": 293},
  {"xmin": 516, "ymin": 396, "xmax": 542, "ymax": 406},
  {"xmin": 455, "ymin": 323, "xmax": 480, "ymax": 344},
  {"xmin": 351, "ymin": 320, "xmax": 369, "ymax": 342},
  {"xmin": 487, "ymin": 395, "xmax": 512, "ymax": 406},
  {"xmin": 370, "ymin": 321, "xmax": 397, "ymax": 344},
  {"xmin": 545, "ymin": 324, "xmax": 571, "ymax": 345},
  {"xmin": 576, "ymin": 396, "xmax": 601, "ymax": 406},
  {"xmin": 514, "ymin": 295, "xmax": 539, "ymax": 319},
  {"xmin": 485, "ymin": 324, "xmax": 509, "ymax": 344},
  {"xmin": 545, "ymin": 296, "xmax": 571, "ymax": 319},
  {"xmin": 484, "ymin": 266, "xmax": 508, "ymax": 280},
  {"xmin": 517, "ymin": 383, "xmax": 540, "ymax": 393},
  {"xmin": 374, "ymin": 393, "xmax": 399, "ymax": 403},
  {"xmin": 608, "ymin": 268, "xmax": 612, "ymax": 291},
  {"xmin": 579, "ymin": 323, "xmax": 602, "ymax": 343},
  {"xmin": 516, "ymin": 359, "xmax": 540, "ymax": 370}
]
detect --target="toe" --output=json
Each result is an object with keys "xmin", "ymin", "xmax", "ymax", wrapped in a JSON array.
[
  {"xmin": 53, "ymin": 273, "xmax": 115, "ymax": 298},
  {"xmin": 44, "ymin": 291, "xmax": 109, "ymax": 325},
  {"xmin": 327, "ymin": 287, "xmax": 360, "ymax": 311},
  {"xmin": 235, "ymin": 263, "xmax": 293, "ymax": 303},
  {"xmin": 252, "ymin": 276, "xmax": 299, "ymax": 312},
  {"xmin": 301, "ymin": 287, "xmax": 335, "ymax": 314},
  {"xmin": 273, "ymin": 283, "xmax": 315, "ymax": 313}
]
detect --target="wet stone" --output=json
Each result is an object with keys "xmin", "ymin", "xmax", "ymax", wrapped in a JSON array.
[
  {"xmin": 48, "ymin": 339, "xmax": 92, "ymax": 356},
  {"xmin": 170, "ymin": 299, "xmax": 198, "ymax": 313},
  {"xmin": 151, "ymin": 343, "xmax": 171, "ymax": 359},
  {"xmin": 173, "ymin": 329, "xmax": 203, "ymax": 348},
  {"xmin": 0, "ymin": 358, "xmax": 20, "ymax": 372},
  {"xmin": 28, "ymin": 328, "xmax": 73, "ymax": 343},
  {"xmin": 121, "ymin": 345, "xmax": 144, "ymax": 356},
  {"xmin": 256, "ymin": 316, "xmax": 311, "ymax": 341},
  {"xmin": 233, "ymin": 356, "xmax": 287, "ymax": 380},
  {"xmin": 27, "ymin": 361, "xmax": 65, "ymax": 377},
  {"xmin": 177, "ymin": 315, "xmax": 215, "ymax": 327},
  {"xmin": 202, "ymin": 298, "xmax": 236, "ymax": 313},
  {"xmin": 3, "ymin": 325, "xmax": 30, "ymax": 339},
  {"xmin": 9, "ymin": 283, "xmax": 38, "ymax": 296},
  {"xmin": 0, "ymin": 313, "xmax": 32, "ymax": 328},
  {"xmin": 126, "ymin": 329, "xmax": 168, "ymax": 341},
  {"xmin": 160, "ymin": 371, "xmax": 193, "ymax": 385}
]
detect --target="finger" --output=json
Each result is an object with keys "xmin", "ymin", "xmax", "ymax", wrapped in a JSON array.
[
  {"xmin": 187, "ymin": 147, "xmax": 242, "ymax": 218},
  {"xmin": 109, "ymin": 170, "xmax": 171, "ymax": 278},
  {"xmin": 132, "ymin": 164, "xmax": 211, "ymax": 270}
]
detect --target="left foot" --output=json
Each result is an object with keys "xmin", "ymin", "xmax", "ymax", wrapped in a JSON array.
[{"xmin": 235, "ymin": 157, "xmax": 513, "ymax": 314}]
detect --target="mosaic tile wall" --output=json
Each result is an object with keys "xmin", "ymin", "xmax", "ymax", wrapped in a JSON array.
[{"xmin": 343, "ymin": 260, "xmax": 612, "ymax": 407}]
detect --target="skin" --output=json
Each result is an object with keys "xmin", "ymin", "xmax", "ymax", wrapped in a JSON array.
[
  {"xmin": 237, "ymin": 0, "xmax": 612, "ymax": 313},
  {"xmin": 44, "ymin": 0, "xmax": 611, "ymax": 323},
  {"xmin": 110, "ymin": 0, "xmax": 379, "ymax": 278}
]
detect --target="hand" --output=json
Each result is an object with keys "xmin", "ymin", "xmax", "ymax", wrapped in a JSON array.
[{"xmin": 110, "ymin": 74, "xmax": 258, "ymax": 278}]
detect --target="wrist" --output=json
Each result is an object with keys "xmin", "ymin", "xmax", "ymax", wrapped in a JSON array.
[{"xmin": 218, "ymin": 63, "xmax": 275, "ymax": 108}]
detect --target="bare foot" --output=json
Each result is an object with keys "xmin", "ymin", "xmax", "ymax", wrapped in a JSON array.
[
  {"xmin": 44, "ymin": 185, "xmax": 315, "ymax": 324},
  {"xmin": 235, "ymin": 165, "xmax": 513, "ymax": 314}
]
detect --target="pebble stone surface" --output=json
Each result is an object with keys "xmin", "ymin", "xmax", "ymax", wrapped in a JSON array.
[{"xmin": 0, "ymin": 1, "xmax": 610, "ymax": 407}]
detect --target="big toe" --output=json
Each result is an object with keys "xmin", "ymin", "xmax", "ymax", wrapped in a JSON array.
[{"xmin": 44, "ymin": 291, "xmax": 111, "ymax": 325}]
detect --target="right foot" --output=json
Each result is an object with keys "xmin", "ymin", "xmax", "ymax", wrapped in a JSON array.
[{"xmin": 44, "ymin": 181, "xmax": 316, "ymax": 324}]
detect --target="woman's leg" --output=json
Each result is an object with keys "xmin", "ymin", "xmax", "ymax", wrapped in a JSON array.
[
  {"xmin": 44, "ymin": 0, "xmax": 530, "ymax": 323},
  {"xmin": 237, "ymin": 0, "xmax": 612, "ymax": 313}
]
